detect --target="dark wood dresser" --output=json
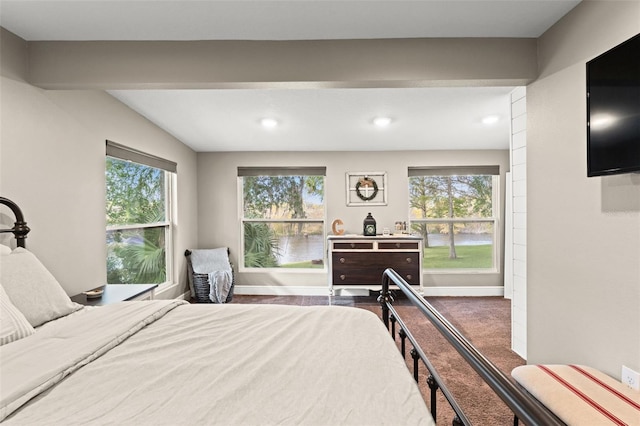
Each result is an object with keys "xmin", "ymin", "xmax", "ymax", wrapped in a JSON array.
[{"xmin": 328, "ymin": 235, "xmax": 423, "ymax": 294}]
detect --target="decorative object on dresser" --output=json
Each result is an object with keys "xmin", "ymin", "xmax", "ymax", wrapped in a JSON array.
[
  {"xmin": 328, "ymin": 234, "xmax": 423, "ymax": 294},
  {"xmin": 363, "ymin": 212, "xmax": 377, "ymax": 236},
  {"xmin": 331, "ymin": 218, "xmax": 345, "ymax": 235},
  {"xmin": 346, "ymin": 171, "xmax": 387, "ymax": 206}
]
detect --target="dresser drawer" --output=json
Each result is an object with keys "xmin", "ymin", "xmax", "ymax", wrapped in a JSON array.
[
  {"xmin": 333, "ymin": 242, "xmax": 374, "ymax": 250},
  {"xmin": 377, "ymin": 241, "xmax": 420, "ymax": 250},
  {"xmin": 332, "ymin": 252, "xmax": 420, "ymax": 285},
  {"xmin": 333, "ymin": 252, "xmax": 419, "ymax": 267},
  {"xmin": 332, "ymin": 266, "xmax": 419, "ymax": 285}
]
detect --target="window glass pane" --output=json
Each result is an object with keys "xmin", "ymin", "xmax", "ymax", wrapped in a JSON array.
[
  {"xmin": 409, "ymin": 172, "xmax": 496, "ymax": 270},
  {"xmin": 244, "ymin": 222, "xmax": 324, "ymax": 269},
  {"xmin": 106, "ymin": 157, "xmax": 166, "ymax": 226},
  {"xmin": 242, "ymin": 176, "xmax": 324, "ymax": 220},
  {"xmin": 409, "ymin": 175, "xmax": 493, "ymax": 219},
  {"xmin": 414, "ymin": 223, "xmax": 494, "ymax": 269},
  {"xmin": 106, "ymin": 155, "xmax": 169, "ymax": 284},
  {"xmin": 241, "ymin": 173, "xmax": 325, "ymax": 269},
  {"xmin": 107, "ymin": 226, "xmax": 167, "ymax": 283}
]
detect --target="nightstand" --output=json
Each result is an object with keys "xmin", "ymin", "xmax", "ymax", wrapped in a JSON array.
[{"xmin": 71, "ymin": 284, "xmax": 158, "ymax": 306}]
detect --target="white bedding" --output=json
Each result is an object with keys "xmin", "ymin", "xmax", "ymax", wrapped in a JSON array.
[{"xmin": 1, "ymin": 300, "xmax": 433, "ymax": 425}]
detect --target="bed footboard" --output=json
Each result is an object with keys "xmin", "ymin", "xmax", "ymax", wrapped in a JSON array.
[{"xmin": 379, "ymin": 268, "xmax": 565, "ymax": 426}]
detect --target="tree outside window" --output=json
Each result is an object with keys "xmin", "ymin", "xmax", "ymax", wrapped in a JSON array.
[
  {"xmin": 409, "ymin": 168, "xmax": 498, "ymax": 270},
  {"xmin": 240, "ymin": 168, "xmax": 325, "ymax": 270},
  {"xmin": 106, "ymin": 156, "xmax": 171, "ymax": 284}
]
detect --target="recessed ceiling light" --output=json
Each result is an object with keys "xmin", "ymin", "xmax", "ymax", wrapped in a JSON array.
[
  {"xmin": 373, "ymin": 116, "xmax": 392, "ymax": 127},
  {"xmin": 260, "ymin": 118, "xmax": 279, "ymax": 128},
  {"xmin": 481, "ymin": 115, "xmax": 500, "ymax": 125}
]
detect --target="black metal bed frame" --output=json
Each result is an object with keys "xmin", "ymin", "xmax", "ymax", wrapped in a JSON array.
[
  {"xmin": 0, "ymin": 197, "xmax": 30, "ymax": 248},
  {"xmin": 379, "ymin": 268, "xmax": 565, "ymax": 426}
]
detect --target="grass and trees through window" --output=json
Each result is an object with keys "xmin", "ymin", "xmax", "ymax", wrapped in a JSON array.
[
  {"xmin": 409, "ymin": 170, "xmax": 498, "ymax": 270},
  {"xmin": 106, "ymin": 155, "xmax": 171, "ymax": 284},
  {"xmin": 240, "ymin": 168, "xmax": 325, "ymax": 269}
]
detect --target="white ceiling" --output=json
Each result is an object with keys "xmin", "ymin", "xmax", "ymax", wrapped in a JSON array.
[
  {"xmin": 0, "ymin": 1, "xmax": 581, "ymax": 152},
  {"xmin": 108, "ymin": 87, "xmax": 515, "ymax": 152}
]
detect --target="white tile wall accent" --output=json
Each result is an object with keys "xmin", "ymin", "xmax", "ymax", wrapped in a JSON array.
[
  {"xmin": 513, "ymin": 244, "xmax": 527, "ymax": 261},
  {"xmin": 513, "ymin": 212, "xmax": 527, "ymax": 229},
  {"xmin": 513, "ymin": 259, "xmax": 527, "ymax": 277},
  {"xmin": 513, "ymin": 131, "xmax": 527, "ymax": 150},
  {"xmin": 513, "ymin": 228, "xmax": 527, "ymax": 245},
  {"xmin": 512, "ymin": 147, "xmax": 527, "ymax": 166},
  {"xmin": 512, "ymin": 163, "xmax": 527, "ymax": 181},
  {"xmin": 513, "ymin": 180, "xmax": 527, "ymax": 197},
  {"xmin": 510, "ymin": 87, "xmax": 527, "ymax": 359}
]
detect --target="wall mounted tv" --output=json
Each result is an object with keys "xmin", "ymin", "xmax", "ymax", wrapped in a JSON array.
[{"xmin": 586, "ymin": 33, "xmax": 640, "ymax": 177}]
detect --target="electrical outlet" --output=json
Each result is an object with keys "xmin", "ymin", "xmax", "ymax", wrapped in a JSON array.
[{"xmin": 622, "ymin": 366, "xmax": 640, "ymax": 391}]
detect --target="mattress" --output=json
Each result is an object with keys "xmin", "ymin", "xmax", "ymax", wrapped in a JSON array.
[{"xmin": 1, "ymin": 300, "xmax": 433, "ymax": 425}]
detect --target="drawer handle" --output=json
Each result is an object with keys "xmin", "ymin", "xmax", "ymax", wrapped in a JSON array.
[
  {"xmin": 350, "ymin": 243, "xmax": 356, "ymax": 248},
  {"xmin": 339, "ymin": 257, "xmax": 346, "ymax": 264},
  {"xmin": 406, "ymin": 257, "xmax": 412, "ymax": 263},
  {"xmin": 395, "ymin": 243, "xmax": 401, "ymax": 248},
  {"xmin": 339, "ymin": 274, "xmax": 346, "ymax": 281},
  {"xmin": 406, "ymin": 274, "xmax": 412, "ymax": 280}
]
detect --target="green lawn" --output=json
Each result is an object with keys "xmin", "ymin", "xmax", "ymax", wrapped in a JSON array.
[
  {"xmin": 279, "ymin": 260, "xmax": 324, "ymax": 269},
  {"xmin": 278, "ymin": 246, "xmax": 493, "ymax": 270},
  {"xmin": 423, "ymin": 244, "xmax": 493, "ymax": 269}
]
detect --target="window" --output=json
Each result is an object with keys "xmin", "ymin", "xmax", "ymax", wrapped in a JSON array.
[
  {"xmin": 409, "ymin": 166, "xmax": 499, "ymax": 271},
  {"xmin": 239, "ymin": 167, "xmax": 326, "ymax": 270},
  {"xmin": 105, "ymin": 141, "xmax": 175, "ymax": 285}
]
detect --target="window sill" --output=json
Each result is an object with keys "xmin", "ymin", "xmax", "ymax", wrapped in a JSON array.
[
  {"xmin": 239, "ymin": 267, "xmax": 327, "ymax": 274},
  {"xmin": 423, "ymin": 269, "xmax": 499, "ymax": 275}
]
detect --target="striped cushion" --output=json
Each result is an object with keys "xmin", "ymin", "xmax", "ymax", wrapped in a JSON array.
[
  {"xmin": 512, "ymin": 364, "xmax": 640, "ymax": 425},
  {"xmin": 0, "ymin": 283, "xmax": 35, "ymax": 345}
]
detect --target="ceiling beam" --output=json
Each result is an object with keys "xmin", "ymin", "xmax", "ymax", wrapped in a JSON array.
[{"xmin": 24, "ymin": 37, "xmax": 537, "ymax": 90}]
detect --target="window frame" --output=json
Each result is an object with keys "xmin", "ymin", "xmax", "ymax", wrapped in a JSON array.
[
  {"xmin": 238, "ymin": 167, "xmax": 327, "ymax": 273},
  {"xmin": 105, "ymin": 141, "xmax": 175, "ymax": 287},
  {"xmin": 408, "ymin": 168, "xmax": 500, "ymax": 274}
]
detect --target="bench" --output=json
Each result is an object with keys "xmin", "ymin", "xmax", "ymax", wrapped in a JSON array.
[{"xmin": 512, "ymin": 364, "xmax": 640, "ymax": 425}]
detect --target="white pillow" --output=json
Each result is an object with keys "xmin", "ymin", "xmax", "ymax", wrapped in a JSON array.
[
  {"xmin": 0, "ymin": 283, "xmax": 35, "ymax": 345},
  {"xmin": 0, "ymin": 244, "xmax": 11, "ymax": 256},
  {"xmin": 0, "ymin": 248, "xmax": 82, "ymax": 327}
]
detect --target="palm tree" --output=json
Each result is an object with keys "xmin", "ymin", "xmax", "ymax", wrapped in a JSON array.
[{"xmin": 243, "ymin": 222, "xmax": 280, "ymax": 267}]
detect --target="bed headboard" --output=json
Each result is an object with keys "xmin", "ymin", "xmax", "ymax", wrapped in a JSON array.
[{"xmin": 0, "ymin": 197, "xmax": 30, "ymax": 248}]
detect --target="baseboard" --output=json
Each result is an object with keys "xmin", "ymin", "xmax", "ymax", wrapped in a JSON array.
[
  {"xmin": 176, "ymin": 290, "xmax": 191, "ymax": 300},
  {"xmin": 422, "ymin": 286, "xmax": 505, "ymax": 297},
  {"xmin": 233, "ymin": 285, "xmax": 504, "ymax": 297},
  {"xmin": 234, "ymin": 285, "xmax": 330, "ymax": 296}
]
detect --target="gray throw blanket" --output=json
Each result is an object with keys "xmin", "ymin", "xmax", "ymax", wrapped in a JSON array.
[{"xmin": 189, "ymin": 248, "xmax": 233, "ymax": 303}]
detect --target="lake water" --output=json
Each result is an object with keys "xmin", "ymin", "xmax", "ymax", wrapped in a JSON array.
[
  {"xmin": 425, "ymin": 233, "xmax": 492, "ymax": 247},
  {"xmin": 275, "ymin": 233, "xmax": 492, "ymax": 264},
  {"xmin": 276, "ymin": 234, "xmax": 325, "ymax": 264}
]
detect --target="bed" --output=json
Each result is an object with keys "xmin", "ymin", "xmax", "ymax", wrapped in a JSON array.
[
  {"xmin": 0, "ymin": 197, "xmax": 434, "ymax": 425},
  {"xmin": 1, "ymin": 196, "xmax": 571, "ymax": 425}
]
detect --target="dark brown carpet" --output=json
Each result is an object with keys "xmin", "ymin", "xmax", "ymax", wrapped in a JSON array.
[{"xmin": 226, "ymin": 294, "xmax": 525, "ymax": 425}]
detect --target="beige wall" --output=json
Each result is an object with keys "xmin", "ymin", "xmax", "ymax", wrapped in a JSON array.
[
  {"xmin": 197, "ymin": 150, "xmax": 509, "ymax": 292},
  {"xmin": 527, "ymin": 1, "xmax": 640, "ymax": 377},
  {"xmin": 0, "ymin": 29, "xmax": 199, "ymax": 299}
]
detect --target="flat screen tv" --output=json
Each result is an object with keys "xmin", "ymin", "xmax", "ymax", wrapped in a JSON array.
[{"xmin": 586, "ymin": 33, "xmax": 640, "ymax": 177}]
